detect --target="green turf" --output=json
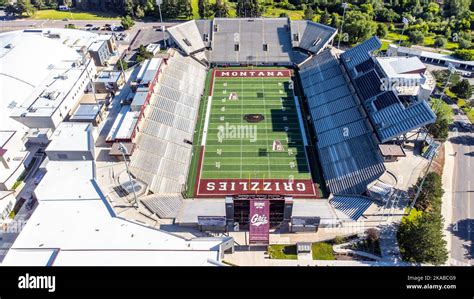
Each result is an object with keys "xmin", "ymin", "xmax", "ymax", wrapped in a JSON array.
[{"xmin": 200, "ymin": 70, "xmax": 312, "ymax": 181}]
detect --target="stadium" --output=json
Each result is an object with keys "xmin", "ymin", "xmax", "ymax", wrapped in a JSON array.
[{"xmin": 126, "ymin": 18, "xmax": 437, "ymax": 237}]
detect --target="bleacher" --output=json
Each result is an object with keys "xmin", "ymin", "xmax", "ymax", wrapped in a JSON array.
[
  {"xmin": 330, "ymin": 195, "xmax": 374, "ymax": 221},
  {"xmin": 290, "ymin": 20, "xmax": 337, "ymax": 54},
  {"xmin": 167, "ymin": 20, "xmax": 206, "ymax": 55},
  {"xmin": 141, "ymin": 194, "xmax": 184, "ymax": 219},
  {"xmin": 299, "ymin": 48, "xmax": 386, "ymax": 195},
  {"xmin": 129, "ymin": 50, "xmax": 206, "ymax": 195}
]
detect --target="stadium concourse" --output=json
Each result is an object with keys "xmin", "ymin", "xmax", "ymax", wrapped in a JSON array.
[{"xmin": 130, "ymin": 17, "xmax": 438, "ymax": 238}]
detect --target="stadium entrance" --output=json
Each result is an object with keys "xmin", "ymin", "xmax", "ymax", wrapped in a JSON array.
[{"xmin": 231, "ymin": 195, "xmax": 287, "ymax": 230}]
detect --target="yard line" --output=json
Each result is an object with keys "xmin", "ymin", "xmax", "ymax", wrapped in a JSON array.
[
  {"xmin": 240, "ymin": 76, "xmax": 243, "ymax": 179},
  {"xmin": 261, "ymin": 77, "xmax": 272, "ymax": 178}
]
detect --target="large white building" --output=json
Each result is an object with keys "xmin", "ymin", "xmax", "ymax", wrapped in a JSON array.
[
  {"xmin": 3, "ymin": 126, "xmax": 232, "ymax": 266},
  {"xmin": 0, "ymin": 29, "xmax": 103, "ymax": 190}
]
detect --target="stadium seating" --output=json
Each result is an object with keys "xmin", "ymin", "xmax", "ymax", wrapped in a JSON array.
[
  {"xmin": 330, "ymin": 195, "xmax": 374, "ymax": 221},
  {"xmin": 141, "ymin": 194, "xmax": 184, "ymax": 219},
  {"xmin": 299, "ymin": 48, "xmax": 385, "ymax": 195},
  {"xmin": 130, "ymin": 51, "xmax": 206, "ymax": 195}
]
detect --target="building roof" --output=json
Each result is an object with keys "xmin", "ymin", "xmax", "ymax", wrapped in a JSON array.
[
  {"xmin": 70, "ymin": 104, "xmax": 101, "ymax": 122},
  {"xmin": 343, "ymin": 38, "xmax": 436, "ymax": 143},
  {"xmin": 376, "ymin": 56, "xmax": 426, "ymax": 78},
  {"xmin": 88, "ymin": 39, "xmax": 107, "ymax": 52},
  {"xmin": 290, "ymin": 20, "xmax": 337, "ymax": 54},
  {"xmin": 94, "ymin": 71, "xmax": 123, "ymax": 83},
  {"xmin": 3, "ymin": 154, "xmax": 227, "ymax": 265},
  {"xmin": 45, "ymin": 122, "xmax": 92, "ymax": 153},
  {"xmin": 291, "ymin": 199, "xmax": 338, "ymax": 220},
  {"xmin": 0, "ymin": 29, "xmax": 98, "ymax": 132},
  {"xmin": 107, "ymin": 106, "xmax": 139, "ymax": 141},
  {"xmin": 378, "ymin": 144, "xmax": 406, "ymax": 157},
  {"xmin": 167, "ymin": 20, "xmax": 206, "ymax": 55},
  {"xmin": 34, "ymin": 160, "xmax": 97, "ymax": 201},
  {"xmin": 394, "ymin": 44, "xmax": 474, "ymax": 67}
]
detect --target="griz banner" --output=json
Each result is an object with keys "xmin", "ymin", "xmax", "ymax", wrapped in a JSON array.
[{"xmin": 249, "ymin": 200, "xmax": 270, "ymax": 245}]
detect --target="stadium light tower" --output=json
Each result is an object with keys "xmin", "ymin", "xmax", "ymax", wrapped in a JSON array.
[
  {"xmin": 118, "ymin": 142, "xmax": 139, "ymax": 209},
  {"xmin": 337, "ymin": 2, "xmax": 349, "ymax": 50},
  {"xmin": 156, "ymin": 0, "xmax": 167, "ymax": 48},
  {"xmin": 398, "ymin": 17, "xmax": 410, "ymax": 46}
]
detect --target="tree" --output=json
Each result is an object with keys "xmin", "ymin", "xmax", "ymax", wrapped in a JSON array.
[
  {"xmin": 434, "ymin": 36, "xmax": 447, "ymax": 48},
  {"xmin": 412, "ymin": 172, "xmax": 444, "ymax": 212},
  {"xmin": 236, "ymin": 0, "xmax": 262, "ymax": 18},
  {"xmin": 135, "ymin": 5, "xmax": 145, "ymax": 18},
  {"xmin": 453, "ymin": 49, "xmax": 474, "ymax": 61},
  {"xmin": 408, "ymin": 30, "xmax": 424, "ymax": 44},
  {"xmin": 214, "ymin": 0, "xmax": 229, "ymax": 18},
  {"xmin": 303, "ymin": 5, "xmax": 314, "ymax": 20},
  {"xmin": 136, "ymin": 45, "xmax": 154, "ymax": 62},
  {"xmin": 16, "ymin": 0, "xmax": 35, "ymax": 16},
  {"xmin": 428, "ymin": 112, "xmax": 450, "ymax": 142},
  {"xmin": 343, "ymin": 11, "xmax": 377, "ymax": 44},
  {"xmin": 376, "ymin": 23, "xmax": 388, "ymax": 38},
  {"xmin": 182, "ymin": 0, "xmax": 193, "ymax": 19},
  {"xmin": 198, "ymin": 0, "xmax": 213, "ymax": 18},
  {"xmin": 121, "ymin": 15, "xmax": 135, "ymax": 30},
  {"xmin": 451, "ymin": 79, "xmax": 473, "ymax": 99},
  {"xmin": 458, "ymin": 38, "xmax": 472, "ymax": 49},
  {"xmin": 116, "ymin": 58, "xmax": 129, "ymax": 71},
  {"xmin": 445, "ymin": 0, "xmax": 471, "ymax": 18},
  {"xmin": 4, "ymin": 4, "xmax": 18, "ymax": 16},
  {"xmin": 319, "ymin": 8, "xmax": 331, "ymax": 25},
  {"xmin": 398, "ymin": 210, "xmax": 448, "ymax": 265}
]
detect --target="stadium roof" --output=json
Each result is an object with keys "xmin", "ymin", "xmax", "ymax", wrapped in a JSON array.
[
  {"xmin": 167, "ymin": 18, "xmax": 336, "ymax": 65},
  {"xmin": 341, "ymin": 37, "xmax": 436, "ymax": 143},
  {"xmin": 290, "ymin": 20, "xmax": 337, "ymax": 54}
]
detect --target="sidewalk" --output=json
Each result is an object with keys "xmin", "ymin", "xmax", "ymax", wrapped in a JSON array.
[{"xmin": 442, "ymin": 140, "xmax": 455, "ymax": 265}]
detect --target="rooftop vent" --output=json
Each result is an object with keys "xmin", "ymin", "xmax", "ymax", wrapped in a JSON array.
[
  {"xmin": 182, "ymin": 38, "xmax": 192, "ymax": 47},
  {"xmin": 312, "ymin": 38, "xmax": 321, "ymax": 47},
  {"xmin": 293, "ymin": 34, "xmax": 299, "ymax": 42},
  {"xmin": 4, "ymin": 43, "xmax": 14, "ymax": 49}
]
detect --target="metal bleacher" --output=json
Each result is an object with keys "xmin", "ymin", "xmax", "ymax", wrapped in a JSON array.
[{"xmin": 299, "ymin": 48, "xmax": 386, "ymax": 195}]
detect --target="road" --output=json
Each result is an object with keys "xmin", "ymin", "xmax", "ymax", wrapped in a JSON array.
[
  {"xmin": 447, "ymin": 100, "xmax": 474, "ymax": 266},
  {"xmin": 0, "ymin": 17, "xmax": 180, "ymax": 33}
]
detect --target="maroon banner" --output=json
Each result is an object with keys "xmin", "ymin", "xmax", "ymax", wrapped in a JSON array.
[
  {"xmin": 196, "ymin": 178, "xmax": 319, "ymax": 198},
  {"xmin": 249, "ymin": 200, "xmax": 270, "ymax": 245},
  {"xmin": 214, "ymin": 69, "xmax": 291, "ymax": 78}
]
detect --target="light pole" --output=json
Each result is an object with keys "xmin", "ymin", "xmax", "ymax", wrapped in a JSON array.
[
  {"xmin": 398, "ymin": 17, "xmax": 410, "ymax": 46},
  {"xmin": 337, "ymin": 2, "xmax": 349, "ymax": 50},
  {"xmin": 156, "ymin": 0, "xmax": 167, "ymax": 48},
  {"xmin": 440, "ymin": 63, "xmax": 456, "ymax": 102},
  {"xmin": 118, "ymin": 142, "xmax": 139, "ymax": 209}
]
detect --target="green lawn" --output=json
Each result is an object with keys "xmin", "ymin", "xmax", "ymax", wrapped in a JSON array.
[
  {"xmin": 31, "ymin": 9, "xmax": 119, "ymax": 20},
  {"xmin": 201, "ymin": 71, "xmax": 312, "ymax": 180},
  {"xmin": 263, "ymin": 7, "xmax": 304, "ymax": 19},
  {"xmin": 312, "ymin": 242, "xmax": 335, "ymax": 260},
  {"xmin": 268, "ymin": 245, "xmax": 298, "ymax": 259}
]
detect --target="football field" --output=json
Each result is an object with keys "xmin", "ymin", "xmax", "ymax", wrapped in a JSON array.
[{"xmin": 195, "ymin": 68, "xmax": 321, "ymax": 197}]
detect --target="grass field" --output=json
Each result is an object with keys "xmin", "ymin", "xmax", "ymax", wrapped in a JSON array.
[
  {"xmin": 31, "ymin": 9, "xmax": 119, "ymax": 20},
  {"xmin": 200, "ymin": 70, "xmax": 311, "ymax": 181}
]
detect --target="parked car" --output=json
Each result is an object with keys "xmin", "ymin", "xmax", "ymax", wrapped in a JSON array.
[
  {"xmin": 462, "ymin": 72, "xmax": 472, "ymax": 78},
  {"xmin": 62, "ymin": 18, "xmax": 69, "ymax": 21},
  {"xmin": 85, "ymin": 24, "xmax": 94, "ymax": 27}
]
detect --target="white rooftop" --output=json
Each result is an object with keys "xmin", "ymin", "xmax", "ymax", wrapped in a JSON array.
[
  {"xmin": 376, "ymin": 56, "xmax": 426, "ymax": 79},
  {"xmin": 46, "ymin": 122, "xmax": 91, "ymax": 153},
  {"xmin": 34, "ymin": 160, "xmax": 97, "ymax": 201}
]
